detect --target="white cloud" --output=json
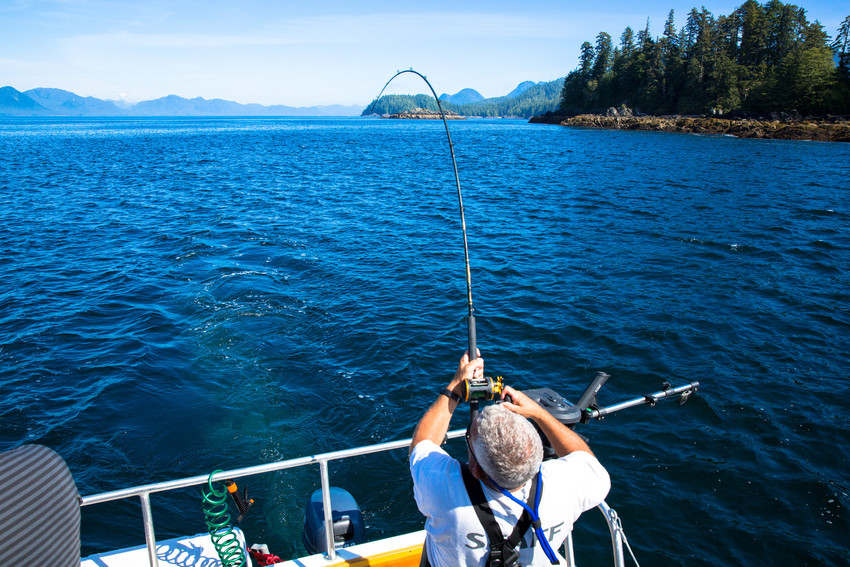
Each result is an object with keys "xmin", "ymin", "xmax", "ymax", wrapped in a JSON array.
[{"xmin": 64, "ymin": 12, "xmax": 575, "ymax": 51}]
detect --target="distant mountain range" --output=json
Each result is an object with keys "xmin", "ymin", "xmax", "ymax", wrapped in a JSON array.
[
  {"xmin": 0, "ymin": 87, "xmax": 364, "ymax": 117},
  {"xmin": 439, "ymin": 88, "xmax": 486, "ymax": 105},
  {"xmin": 438, "ymin": 82, "xmax": 540, "ymax": 105},
  {"xmin": 0, "ymin": 79, "xmax": 563, "ymax": 118}
]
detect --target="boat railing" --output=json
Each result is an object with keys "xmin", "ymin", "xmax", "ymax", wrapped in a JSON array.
[{"xmin": 80, "ymin": 429, "xmax": 625, "ymax": 567}]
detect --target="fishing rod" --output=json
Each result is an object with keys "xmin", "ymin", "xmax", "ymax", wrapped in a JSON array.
[
  {"xmin": 368, "ymin": 69, "xmax": 479, "ymax": 415},
  {"xmin": 368, "ymin": 71, "xmax": 700, "ymax": 430}
]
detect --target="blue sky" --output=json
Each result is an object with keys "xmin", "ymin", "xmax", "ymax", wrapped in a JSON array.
[{"xmin": 1, "ymin": 0, "xmax": 846, "ymax": 107}]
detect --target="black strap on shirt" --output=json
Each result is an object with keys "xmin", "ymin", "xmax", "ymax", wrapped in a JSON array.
[
  {"xmin": 460, "ymin": 464, "xmax": 539, "ymax": 567},
  {"xmin": 419, "ymin": 538, "xmax": 431, "ymax": 567}
]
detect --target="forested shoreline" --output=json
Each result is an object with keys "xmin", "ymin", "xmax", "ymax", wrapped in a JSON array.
[
  {"xmin": 363, "ymin": 79, "xmax": 563, "ymax": 119},
  {"xmin": 558, "ymin": 0, "xmax": 849, "ymax": 117}
]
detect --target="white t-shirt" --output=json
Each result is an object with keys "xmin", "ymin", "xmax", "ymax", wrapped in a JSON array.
[{"xmin": 410, "ymin": 440, "xmax": 610, "ymax": 566}]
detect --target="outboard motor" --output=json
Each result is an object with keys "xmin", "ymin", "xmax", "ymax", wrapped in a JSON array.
[{"xmin": 302, "ymin": 487, "xmax": 366, "ymax": 555}]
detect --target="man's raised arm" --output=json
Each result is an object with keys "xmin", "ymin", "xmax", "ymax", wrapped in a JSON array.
[{"xmin": 410, "ymin": 352, "xmax": 483, "ymax": 454}]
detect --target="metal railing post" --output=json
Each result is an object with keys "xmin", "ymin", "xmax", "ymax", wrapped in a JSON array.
[
  {"xmin": 598, "ymin": 501, "xmax": 625, "ymax": 567},
  {"xmin": 139, "ymin": 492, "xmax": 159, "ymax": 567},
  {"xmin": 319, "ymin": 460, "xmax": 336, "ymax": 560},
  {"xmin": 563, "ymin": 531, "xmax": 576, "ymax": 566}
]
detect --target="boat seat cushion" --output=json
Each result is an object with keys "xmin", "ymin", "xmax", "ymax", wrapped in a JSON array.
[{"xmin": 0, "ymin": 444, "xmax": 81, "ymax": 566}]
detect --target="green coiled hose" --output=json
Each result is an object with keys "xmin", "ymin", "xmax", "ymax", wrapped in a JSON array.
[{"xmin": 201, "ymin": 470, "xmax": 247, "ymax": 567}]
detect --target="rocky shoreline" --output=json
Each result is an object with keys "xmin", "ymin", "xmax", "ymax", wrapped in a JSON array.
[
  {"xmin": 530, "ymin": 112, "xmax": 850, "ymax": 142},
  {"xmin": 389, "ymin": 108, "xmax": 463, "ymax": 120}
]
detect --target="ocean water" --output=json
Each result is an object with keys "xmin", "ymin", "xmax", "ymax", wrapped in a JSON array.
[{"xmin": 1, "ymin": 117, "xmax": 848, "ymax": 566}]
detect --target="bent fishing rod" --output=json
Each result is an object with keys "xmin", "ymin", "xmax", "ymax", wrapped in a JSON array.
[
  {"xmin": 368, "ymin": 69, "xmax": 480, "ymax": 413},
  {"xmin": 368, "ymin": 70, "xmax": 699, "ymax": 427}
]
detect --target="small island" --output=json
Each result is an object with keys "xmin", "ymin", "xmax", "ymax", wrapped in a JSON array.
[{"xmin": 389, "ymin": 107, "xmax": 464, "ymax": 120}]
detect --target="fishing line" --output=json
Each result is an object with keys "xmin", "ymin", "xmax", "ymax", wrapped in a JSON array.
[{"xmin": 368, "ymin": 69, "xmax": 479, "ymax": 412}]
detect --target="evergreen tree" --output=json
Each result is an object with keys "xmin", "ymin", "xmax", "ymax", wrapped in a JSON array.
[
  {"xmin": 561, "ymin": 42, "xmax": 595, "ymax": 112},
  {"xmin": 621, "ymin": 27, "xmax": 636, "ymax": 57},
  {"xmin": 738, "ymin": 0, "xmax": 768, "ymax": 67},
  {"xmin": 579, "ymin": 41, "xmax": 595, "ymax": 78},
  {"xmin": 612, "ymin": 27, "xmax": 638, "ymax": 105},
  {"xmin": 681, "ymin": 8, "xmax": 715, "ymax": 112},
  {"xmin": 661, "ymin": 10, "xmax": 685, "ymax": 112},
  {"xmin": 710, "ymin": 15, "xmax": 745, "ymax": 111},
  {"xmin": 629, "ymin": 20, "xmax": 664, "ymax": 112},
  {"xmin": 764, "ymin": 1, "xmax": 797, "ymax": 65},
  {"xmin": 830, "ymin": 16, "xmax": 850, "ymax": 113},
  {"xmin": 832, "ymin": 15, "xmax": 850, "ymax": 74},
  {"xmin": 593, "ymin": 32, "xmax": 614, "ymax": 79},
  {"xmin": 774, "ymin": 20, "xmax": 836, "ymax": 112}
]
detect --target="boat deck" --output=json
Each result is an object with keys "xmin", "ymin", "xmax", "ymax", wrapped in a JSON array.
[
  {"xmin": 277, "ymin": 531, "xmax": 424, "ymax": 566},
  {"xmin": 81, "ymin": 529, "xmax": 248, "ymax": 566},
  {"xmin": 80, "ymin": 529, "xmax": 425, "ymax": 567}
]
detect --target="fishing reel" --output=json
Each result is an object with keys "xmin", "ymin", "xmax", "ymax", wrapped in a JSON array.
[{"xmin": 461, "ymin": 375, "xmax": 504, "ymax": 402}]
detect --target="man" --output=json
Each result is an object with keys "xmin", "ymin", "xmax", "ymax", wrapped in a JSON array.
[{"xmin": 410, "ymin": 352, "xmax": 610, "ymax": 566}]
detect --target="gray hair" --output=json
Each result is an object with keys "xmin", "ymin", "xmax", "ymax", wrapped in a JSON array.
[{"xmin": 472, "ymin": 404, "xmax": 543, "ymax": 489}]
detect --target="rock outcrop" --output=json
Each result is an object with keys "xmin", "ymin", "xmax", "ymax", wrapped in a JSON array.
[{"xmin": 553, "ymin": 114, "xmax": 850, "ymax": 142}]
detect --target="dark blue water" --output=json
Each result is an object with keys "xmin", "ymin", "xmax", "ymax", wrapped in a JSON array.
[{"xmin": 1, "ymin": 117, "xmax": 848, "ymax": 566}]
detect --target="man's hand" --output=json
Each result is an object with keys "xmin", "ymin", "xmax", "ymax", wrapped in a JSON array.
[
  {"xmin": 499, "ymin": 385, "xmax": 593, "ymax": 457},
  {"xmin": 448, "ymin": 350, "xmax": 484, "ymax": 398},
  {"xmin": 410, "ymin": 350, "xmax": 482, "ymax": 454},
  {"xmin": 499, "ymin": 385, "xmax": 544, "ymax": 420}
]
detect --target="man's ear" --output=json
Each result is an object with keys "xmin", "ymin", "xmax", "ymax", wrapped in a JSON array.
[{"xmin": 469, "ymin": 459, "xmax": 486, "ymax": 480}]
